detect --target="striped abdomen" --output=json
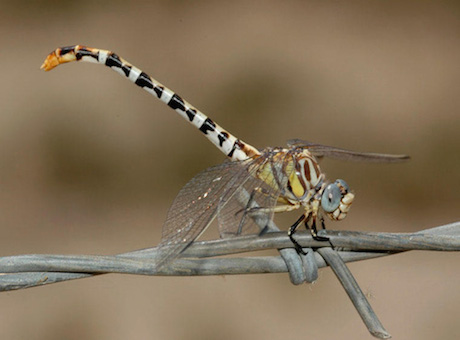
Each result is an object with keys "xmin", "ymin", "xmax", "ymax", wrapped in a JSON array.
[{"xmin": 41, "ymin": 45, "xmax": 259, "ymax": 162}]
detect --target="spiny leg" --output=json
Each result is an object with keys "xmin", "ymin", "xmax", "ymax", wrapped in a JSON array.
[
  {"xmin": 236, "ymin": 187, "xmax": 300, "ymax": 235},
  {"xmin": 242, "ymin": 202, "xmax": 300, "ymax": 217},
  {"xmin": 305, "ymin": 215, "xmax": 334, "ymax": 247},
  {"xmin": 303, "ymin": 198, "xmax": 330, "ymax": 242},
  {"xmin": 306, "ymin": 216, "xmax": 330, "ymax": 242},
  {"xmin": 254, "ymin": 202, "xmax": 301, "ymax": 235},
  {"xmin": 288, "ymin": 214, "xmax": 307, "ymax": 255},
  {"xmin": 320, "ymin": 216, "xmax": 327, "ymax": 230}
]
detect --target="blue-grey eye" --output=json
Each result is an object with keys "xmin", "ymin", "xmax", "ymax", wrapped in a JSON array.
[
  {"xmin": 336, "ymin": 179, "xmax": 349, "ymax": 193},
  {"xmin": 321, "ymin": 183, "xmax": 342, "ymax": 212}
]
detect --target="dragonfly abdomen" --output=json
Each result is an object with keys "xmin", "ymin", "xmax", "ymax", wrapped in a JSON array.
[{"xmin": 41, "ymin": 45, "xmax": 259, "ymax": 162}]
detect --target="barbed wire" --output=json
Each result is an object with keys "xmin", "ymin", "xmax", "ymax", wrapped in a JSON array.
[{"xmin": 1, "ymin": 221, "xmax": 459, "ymax": 339}]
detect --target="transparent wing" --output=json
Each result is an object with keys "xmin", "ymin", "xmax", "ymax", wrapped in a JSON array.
[
  {"xmin": 218, "ymin": 161, "xmax": 276, "ymax": 237},
  {"xmin": 157, "ymin": 150, "xmax": 299, "ymax": 268},
  {"xmin": 287, "ymin": 139, "xmax": 410, "ymax": 163},
  {"xmin": 157, "ymin": 159, "xmax": 254, "ymax": 268},
  {"xmin": 217, "ymin": 151, "xmax": 292, "ymax": 238}
]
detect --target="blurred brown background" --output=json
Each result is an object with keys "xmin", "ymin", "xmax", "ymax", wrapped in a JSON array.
[{"xmin": 0, "ymin": 1, "xmax": 459, "ymax": 339}]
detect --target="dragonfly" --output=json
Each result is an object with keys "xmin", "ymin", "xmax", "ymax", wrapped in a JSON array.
[{"xmin": 41, "ymin": 45, "xmax": 409, "ymax": 267}]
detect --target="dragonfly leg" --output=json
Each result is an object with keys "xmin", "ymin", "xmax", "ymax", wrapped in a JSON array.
[
  {"xmin": 242, "ymin": 203, "xmax": 300, "ymax": 217},
  {"xmin": 272, "ymin": 203, "xmax": 301, "ymax": 213},
  {"xmin": 305, "ymin": 215, "xmax": 334, "ymax": 248},
  {"xmin": 257, "ymin": 202, "xmax": 302, "ymax": 236},
  {"xmin": 235, "ymin": 184, "xmax": 303, "ymax": 237},
  {"xmin": 306, "ymin": 217, "xmax": 330, "ymax": 242},
  {"xmin": 320, "ymin": 216, "xmax": 326, "ymax": 230},
  {"xmin": 245, "ymin": 201, "xmax": 301, "ymax": 215},
  {"xmin": 237, "ymin": 198, "xmax": 300, "ymax": 233},
  {"xmin": 288, "ymin": 214, "xmax": 307, "ymax": 255},
  {"xmin": 234, "ymin": 188, "xmax": 271, "ymax": 235},
  {"xmin": 241, "ymin": 187, "xmax": 300, "ymax": 214}
]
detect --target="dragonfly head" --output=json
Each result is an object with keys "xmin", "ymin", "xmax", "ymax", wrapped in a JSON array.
[{"xmin": 320, "ymin": 179, "xmax": 354, "ymax": 221}]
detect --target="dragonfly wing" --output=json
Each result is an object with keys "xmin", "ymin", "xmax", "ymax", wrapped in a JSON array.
[
  {"xmin": 287, "ymin": 139, "xmax": 410, "ymax": 163},
  {"xmin": 217, "ymin": 169, "xmax": 277, "ymax": 237},
  {"xmin": 157, "ymin": 160, "xmax": 252, "ymax": 268},
  {"xmin": 217, "ymin": 151, "xmax": 291, "ymax": 238}
]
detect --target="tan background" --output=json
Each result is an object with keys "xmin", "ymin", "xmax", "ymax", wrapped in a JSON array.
[{"xmin": 0, "ymin": 1, "xmax": 459, "ymax": 339}]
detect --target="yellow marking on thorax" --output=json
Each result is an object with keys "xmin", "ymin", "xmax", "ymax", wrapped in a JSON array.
[
  {"xmin": 255, "ymin": 161, "xmax": 278, "ymax": 191},
  {"xmin": 253, "ymin": 151, "xmax": 306, "ymax": 201},
  {"xmin": 288, "ymin": 169, "xmax": 305, "ymax": 198}
]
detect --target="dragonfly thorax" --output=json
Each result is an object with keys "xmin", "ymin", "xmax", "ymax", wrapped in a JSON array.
[
  {"xmin": 283, "ymin": 149, "xmax": 355, "ymax": 222},
  {"xmin": 258, "ymin": 147, "xmax": 355, "ymax": 222},
  {"xmin": 255, "ymin": 148, "xmax": 325, "ymax": 203},
  {"xmin": 285, "ymin": 150, "xmax": 324, "ymax": 201}
]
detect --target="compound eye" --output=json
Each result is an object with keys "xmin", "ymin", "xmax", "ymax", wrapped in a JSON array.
[
  {"xmin": 321, "ymin": 183, "xmax": 342, "ymax": 213},
  {"xmin": 335, "ymin": 179, "xmax": 349, "ymax": 193}
]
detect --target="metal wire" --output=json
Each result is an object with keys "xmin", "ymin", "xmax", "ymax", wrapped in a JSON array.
[
  {"xmin": 1, "ymin": 221, "xmax": 459, "ymax": 339},
  {"xmin": 1, "ymin": 222, "xmax": 458, "ymax": 284}
]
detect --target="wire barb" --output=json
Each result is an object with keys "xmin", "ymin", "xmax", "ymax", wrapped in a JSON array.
[{"xmin": 0, "ymin": 221, "xmax": 459, "ymax": 339}]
